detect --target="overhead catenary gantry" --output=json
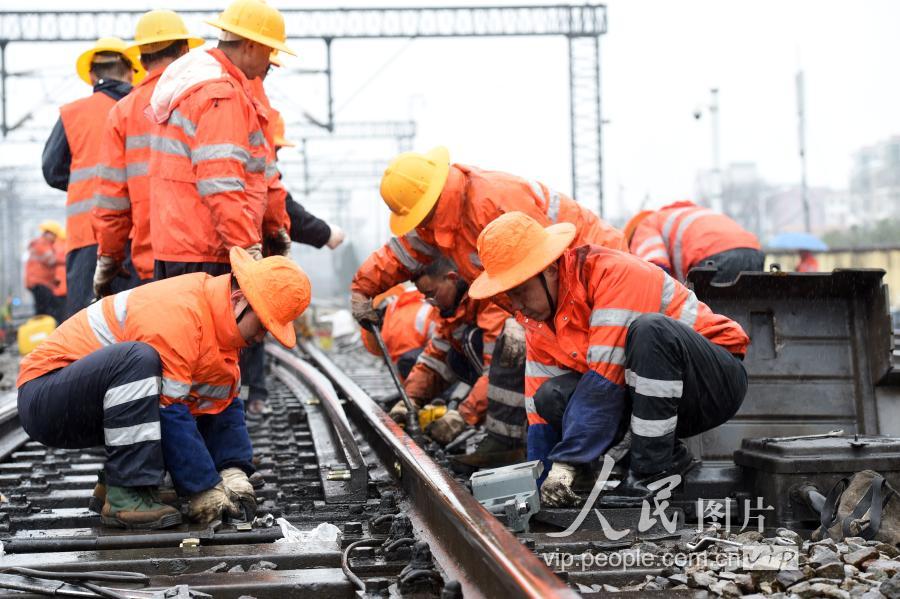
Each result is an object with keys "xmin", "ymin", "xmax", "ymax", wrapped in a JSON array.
[{"xmin": 0, "ymin": 4, "xmax": 608, "ymax": 215}]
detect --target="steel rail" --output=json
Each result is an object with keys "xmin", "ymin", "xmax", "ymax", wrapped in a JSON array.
[{"xmin": 293, "ymin": 340, "xmax": 577, "ymax": 599}]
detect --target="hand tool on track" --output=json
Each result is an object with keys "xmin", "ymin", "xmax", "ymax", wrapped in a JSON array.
[{"xmin": 370, "ymin": 324, "xmax": 423, "ymax": 439}]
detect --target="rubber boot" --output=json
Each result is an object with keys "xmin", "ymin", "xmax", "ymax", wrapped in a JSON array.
[{"xmin": 101, "ymin": 486, "xmax": 182, "ymax": 530}]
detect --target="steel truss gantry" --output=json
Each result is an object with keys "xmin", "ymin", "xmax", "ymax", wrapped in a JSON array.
[{"xmin": 0, "ymin": 5, "xmax": 608, "ymax": 214}]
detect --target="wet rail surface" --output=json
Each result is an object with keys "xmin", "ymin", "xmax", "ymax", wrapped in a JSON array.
[{"xmin": 0, "ymin": 343, "xmax": 582, "ymax": 598}]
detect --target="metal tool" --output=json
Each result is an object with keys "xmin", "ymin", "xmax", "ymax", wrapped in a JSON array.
[
  {"xmin": 370, "ymin": 324, "xmax": 422, "ymax": 437},
  {"xmin": 761, "ymin": 430, "xmax": 845, "ymax": 443}
]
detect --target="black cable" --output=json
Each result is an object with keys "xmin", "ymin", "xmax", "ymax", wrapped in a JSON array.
[
  {"xmin": 3, "ymin": 568, "xmax": 149, "ymax": 584},
  {"xmin": 81, "ymin": 581, "xmax": 133, "ymax": 599},
  {"xmin": 341, "ymin": 538, "xmax": 384, "ymax": 592}
]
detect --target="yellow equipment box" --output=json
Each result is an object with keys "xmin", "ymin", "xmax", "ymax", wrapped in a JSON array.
[{"xmin": 18, "ymin": 315, "xmax": 57, "ymax": 355}]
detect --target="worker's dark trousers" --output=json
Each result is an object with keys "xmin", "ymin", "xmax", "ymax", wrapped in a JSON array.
[
  {"xmin": 533, "ymin": 314, "xmax": 747, "ymax": 475},
  {"xmin": 28, "ymin": 285, "xmax": 55, "ymax": 318},
  {"xmin": 697, "ymin": 248, "xmax": 765, "ymax": 284},
  {"xmin": 160, "ymin": 398, "xmax": 254, "ymax": 495},
  {"xmin": 66, "ymin": 242, "xmax": 139, "ymax": 319},
  {"xmin": 396, "ymin": 348, "xmax": 423, "ymax": 381},
  {"xmin": 484, "ymin": 331, "xmax": 526, "ymax": 448},
  {"xmin": 17, "ymin": 342, "xmax": 165, "ymax": 487},
  {"xmin": 154, "ymin": 260, "xmax": 267, "ymax": 405}
]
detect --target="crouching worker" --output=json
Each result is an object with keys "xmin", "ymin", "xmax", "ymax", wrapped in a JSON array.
[
  {"xmin": 388, "ymin": 257, "xmax": 509, "ymax": 446},
  {"xmin": 16, "ymin": 247, "xmax": 311, "ymax": 529},
  {"xmin": 468, "ymin": 212, "xmax": 750, "ymax": 508}
]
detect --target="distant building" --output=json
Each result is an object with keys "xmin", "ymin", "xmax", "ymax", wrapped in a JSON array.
[{"xmin": 850, "ymin": 136, "xmax": 900, "ymax": 222}]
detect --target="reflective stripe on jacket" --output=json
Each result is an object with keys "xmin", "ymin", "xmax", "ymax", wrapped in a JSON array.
[
  {"xmin": 521, "ymin": 245, "xmax": 750, "ymax": 427},
  {"xmin": 361, "ymin": 287, "xmax": 437, "ymax": 364},
  {"xmin": 93, "ymin": 69, "xmax": 163, "ymax": 280},
  {"xmin": 58, "ymin": 92, "xmax": 120, "ymax": 252},
  {"xmin": 629, "ymin": 200, "xmax": 761, "ymax": 282},
  {"xmin": 24, "ymin": 237, "xmax": 56, "ymax": 288},
  {"xmin": 404, "ymin": 294, "xmax": 508, "ymax": 407},
  {"xmin": 147, "ymin": 49, "xmax": 270, "ymax": 263},
  {"xmin": 248, "ymin": 80, "xmax": 289, "ymax": 236},
  {"xmin": 17, "ymin": 273, "xmax": 244, "ymax": 416},
  {"xmin": 351, "ymin": 164, "xmax": 626, "ymax": 298}
]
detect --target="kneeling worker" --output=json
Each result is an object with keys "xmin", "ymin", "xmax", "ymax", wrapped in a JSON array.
[
  {"xmin": 16, "ymin": 247, "xmax": 310, "ymax": 529},
  {"xmin": 468, "ymin": 212, "xmax": 750, "ymax": 507}
]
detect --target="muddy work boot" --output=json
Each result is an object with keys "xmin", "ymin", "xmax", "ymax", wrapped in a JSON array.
[
  {"xmin": 90, "ymin": 472, "xmax": 179, "ymax": 514},
  {"xmin": 101, "ymin": 485, "xmax": 182, "ymax": 530}
]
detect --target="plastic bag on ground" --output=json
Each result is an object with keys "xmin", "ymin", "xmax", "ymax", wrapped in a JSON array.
[{"xmin": 275, "ymin": 518, "xmax": 342, "ymax": 552}]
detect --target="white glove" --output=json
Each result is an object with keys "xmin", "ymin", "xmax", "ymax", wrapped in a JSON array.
[
  {"xmin": 189, "ymin": 482, "xmax": 241, "ymax": 525},
  {"xmin": 326, "ymin": 225, "xmax": 345, "ymax": 249},
  {"xmin": 220, "ymin": 467, "xmax": 255, "ymax": 503},
  {"xmin": 426, "ymin": 409, "xmax": 466, "ymax": 445},
  {"xmin": 244, "ymin": 243, "xmax": 263, "ymax": 261},
  {"xmin": 93, "ymin": 255, "xmax": 126, "ymax": 298},
  {"xmin": 499, "ymin": 318, "xmax": 526, "ymax": 368},
  {"xmin": 541, "ymin": 462, "xmax": 581, "ymax": 507}
]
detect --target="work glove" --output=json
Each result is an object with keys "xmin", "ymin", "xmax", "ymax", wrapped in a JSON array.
[
  {"xmin": 498, "ymin": 319, "xmax": 526, "ymax": 368},
  {"xmin": 243, "ymin": 243, "xmax": 264, "ymax": 261},
  {"xmin": 92, "ymin": 255, "xmax": 127, "ymax": 299},
  {"xmin": 541, "ymin": 462, "xmax": 581, "ymax": 508},
  {"xmin": 389, "ymin": 399, "xmax": 413, "ymax": 425},
  {"xmin": 326, "ymin": 225, "xmax": 346, "ymax": 249},
  {"xmin": 426, "ymin": 409, "xmax": 466, "ymax": 445},
  {"xmin": 351, "ymin": 291, "xmax": 381, "ymax": 327},
  {"xmin": 189, "ymin": 482, "xmax": 241, "ymax": 525},
  {"xmin": 220, "ymin": 467, "xmax": 257, "ymax": 517},
  {"xmin": 263, "ymin": 228, "xmax": 292, "ymax": 257}
]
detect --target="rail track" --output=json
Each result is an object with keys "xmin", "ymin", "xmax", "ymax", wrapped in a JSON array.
[{"xmin": 0, "ymin": 341, "xmax": 582, "ymax": 598}]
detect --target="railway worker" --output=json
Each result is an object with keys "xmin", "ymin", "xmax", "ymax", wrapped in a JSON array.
[
  {"xmin": 360, "ymin": 284, "xmax": 438, "ymax": 381},
  {"xmin": 42, "ymin": 37, "xmax": 145, "ymax": 319},
  {"xmin": 624, "ymin": 200, "xmax": 764, "ymax": 284},
  {"xmin": 146, "ymin": 0, "xmax": 295, "ymax": 417},
  {"xmin": 385, "ymin": 258, "xmax": 510, "ymax": 446},
  {"xmin": 350, "ymin": 147, "xmax": 626, "ymax": 453},
  {"xmin": 796, "ymin": 250, "xmax": 819, "ymax": 272},
  {"xmin": 51, "ymin": 229, "xmax": 68, "ymax": 324},
  {"xmin": 16, "ymin": 248, "xmax": 311, "ymax": 529},
  {"xmin": 92, "ymin": 10, "xmax": 204, "ymax": 298},
  {"xmin": 270, "ymin": 112, "xmax": 346, "ymax": 251},
  {"xmin": 24, "ymin": 221, "xmax": 62, "ymax": 319},
  {"xmin": 468, "ymin": 212, "xmax": 750, "ymax": 508}
]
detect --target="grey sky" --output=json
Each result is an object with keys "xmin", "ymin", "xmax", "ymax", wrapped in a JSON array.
[{"xmin": 2, "ymin": 0, "xmax": 898, "ymax": 224}]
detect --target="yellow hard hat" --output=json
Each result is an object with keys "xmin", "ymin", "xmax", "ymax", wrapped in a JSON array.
[
  {"xmin": 469, "ymin": 212, "xmax": 576, "ymax": 300},
  {"xmin": 623, "ymin": 210, "xmax": 654, "ymax": 245},
  {"xmin": 272, "ymin": 113, "xmax": 295, "ymax": 148},
  {"xmin": 76, "ymin": 37, "xmax": 146, "ymax": 86},
  {"xmin": 381, "ymin": 146, "xmax": 450, "ymax": 236},
  {"xmin": 38, "ymin": 220, "xmax": 64, "ymax": 238},
  {"xmin": 206, "ymin": 0, "xmax": 296, "ymax": 56},
  {"xmin": 131, "ymin": 10, "xmax": 205, "ymax": 55}
]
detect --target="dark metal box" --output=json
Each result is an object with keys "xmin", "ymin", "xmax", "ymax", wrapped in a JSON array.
[{"xmin": 733, "ymin": 434, "xmax": 900, "ymax": 529}]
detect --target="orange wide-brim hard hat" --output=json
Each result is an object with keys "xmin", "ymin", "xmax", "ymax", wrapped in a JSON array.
[
  {"xmin": 468, "ymin": 212, "xmax": 577, "ymax": 300},
  {"xmin": 229, "ymin": 246, "xmax": 311, "ymax": 348},
  {"xmin": 623, "ymin": 210, "xmax": 653, "ymax": 245}
]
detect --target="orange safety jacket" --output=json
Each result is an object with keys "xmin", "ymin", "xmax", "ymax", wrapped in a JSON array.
[
  {"xmin": 58, "ymin": 92, "xmax": 119, "ymax": 253},
  {"xmin": 17, "ymin": 273, "xmax": 244, "ymax": 416},
  {"xmin": 796, "ymin": 254, "xmax": 819, "ymax": 272},
  {"xmin": 248, "ymin": 78, "xmax": 289, "ymax": 235},
  {"xmin": 147, "ymin": 49, "xmax": 276, "ymax": 263},
  {"xmin": 351, "ymin": 164, "xmax": 626, "ymax": 298},
  {"xmin": 24, "ymin": 237, "xmax": 57, "ymax": 289},
  {"xmin": 521, "ymin": 245, "xmax": 749, "ymax": 428},
  {"xmin": 93, "ymin": 69, "xmax": 164, "ymax": 280},
  {"xmin": 361, "ymin": 287, "xmax": 437, "ymax": 364},
  {"xmin": 629, "ymin": 200, "xmax": 761, "ymax": 282},
  {"xmin": 53, "ymin": 244, "xmax": 67, "ymax": 297},
  {"xmin": 405, "ymin": 293, "xmax": 509, "ymax": 424}
]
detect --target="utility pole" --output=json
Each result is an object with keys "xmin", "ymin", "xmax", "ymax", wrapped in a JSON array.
[
  {"xmin": 709, "ymin": 88, "xmax": 722, "ymax": 213},
  {"xmin": 796, "ymin": 69, "xmax": 811, "ymax": 232}
]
